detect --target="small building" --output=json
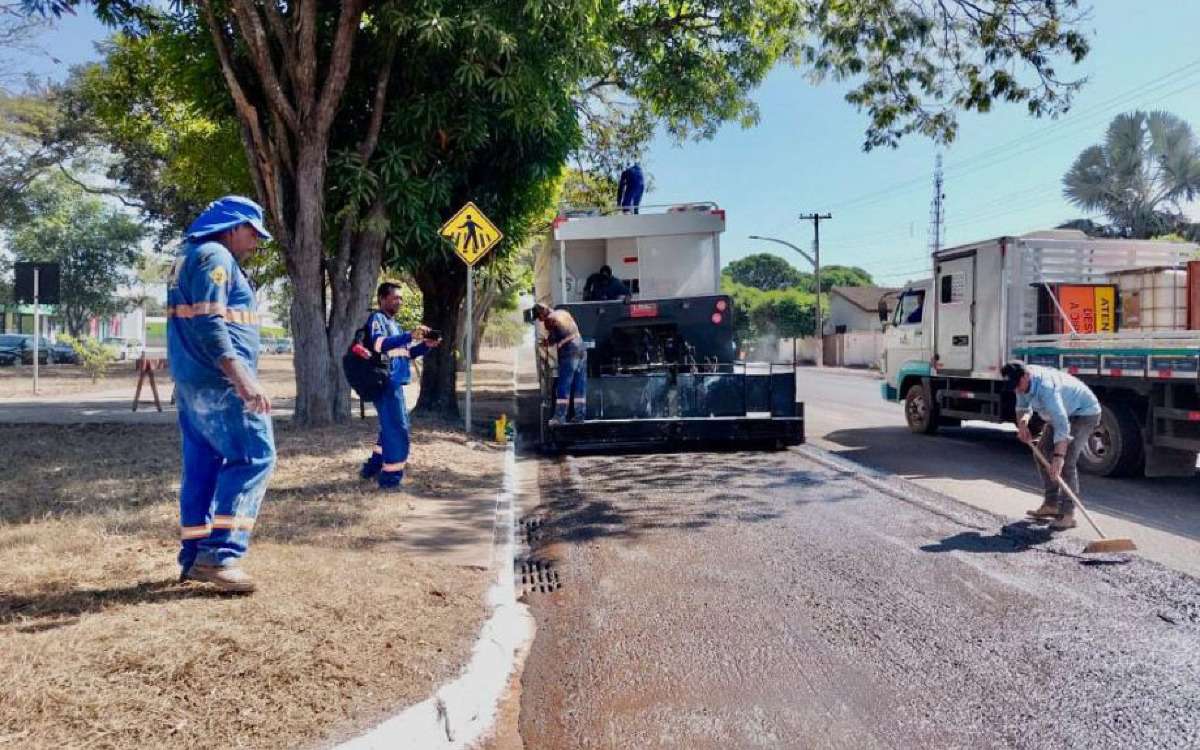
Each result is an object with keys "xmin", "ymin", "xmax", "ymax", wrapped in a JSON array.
[{"xmin": 826, "ymin": 286, "xmax": 901, "ymax": 334}]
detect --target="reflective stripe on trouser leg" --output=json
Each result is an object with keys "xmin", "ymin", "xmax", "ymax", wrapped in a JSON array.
[
  {"xmin": 177, "ymin": 387, "xmax": 223, "ymax": 571},
  {"xmin": 377, "ymin": 385, "xmax": 409, "ymax": 487},
  {"xmin": 176, "ymin": 382, "xmax": 276, "ymax": 568}
]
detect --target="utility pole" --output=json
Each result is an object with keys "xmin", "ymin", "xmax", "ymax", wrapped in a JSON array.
[{"xmin": 798, "ymin": 212, "xmax": 831, "ymax": 367}]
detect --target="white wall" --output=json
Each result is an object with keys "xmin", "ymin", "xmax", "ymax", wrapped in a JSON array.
[{"xmin": 828, "ymin": 295, "xmax": 882, "ymax": 333}]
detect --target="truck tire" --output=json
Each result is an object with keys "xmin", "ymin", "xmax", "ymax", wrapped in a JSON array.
[
  {"xmin": 1078, "ymin": 402, "xmax": 1144, "ymax": 478},
  {"xmin": 904, "ymin": 383, "xmax": 939, "ymax": 435}
]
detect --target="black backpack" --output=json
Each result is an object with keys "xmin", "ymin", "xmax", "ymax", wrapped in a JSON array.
[{"xmin": 342, "ymin": 324, "xmax": 389, "ymax": 402}]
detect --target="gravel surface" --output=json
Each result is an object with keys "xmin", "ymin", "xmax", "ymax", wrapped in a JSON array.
[{"xmin": 517, "ymin": 445, "xmax": 1200, "ymax": 749}]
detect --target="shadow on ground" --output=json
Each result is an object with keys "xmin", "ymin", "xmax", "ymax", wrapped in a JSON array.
[{"xmin": 822, "ymin": 424, "xmax": 1200, "ymax": 542}]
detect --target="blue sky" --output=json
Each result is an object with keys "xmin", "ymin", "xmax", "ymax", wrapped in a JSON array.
[{"xmin": 22, "ymin": 1, "xmax": 1200, "ymax": 288}]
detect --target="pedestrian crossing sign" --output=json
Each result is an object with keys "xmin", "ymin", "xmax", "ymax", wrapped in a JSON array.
[{"xmin": 440, "ymin": 202, "xmax": 503, "ymax": 266}]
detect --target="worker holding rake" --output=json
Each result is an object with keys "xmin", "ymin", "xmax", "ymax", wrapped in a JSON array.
[{"xmin": 1002, "ymin": 360, "xmax": 1102, "ymax": 531}]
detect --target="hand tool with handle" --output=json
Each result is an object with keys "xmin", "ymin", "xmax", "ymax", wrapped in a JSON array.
[{"xmin": 1028, "ymin": 443, "xmax": 1137, "ymax": 555}]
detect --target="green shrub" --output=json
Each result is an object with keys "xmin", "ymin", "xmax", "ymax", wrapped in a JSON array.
[{"xmin": 60, "ymin": 334, "xmax": 116, "ymax": 383}]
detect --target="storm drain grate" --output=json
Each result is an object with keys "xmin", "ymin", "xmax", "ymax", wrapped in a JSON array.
[
  {"xmin": 521, "ymin": 517, "xmax": 545, "ymax": 546},
  {"xmin": 517, "ymin": 558, "xmax": 561, "ymax": 595}
]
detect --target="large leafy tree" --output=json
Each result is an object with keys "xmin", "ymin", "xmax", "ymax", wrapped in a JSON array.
[
  {"xmin": 1063, "ymin": 111, "xmax": 1200, "ymax": 239},
  {"xmin": 27, "ymin": 0, "xmax": 1091, "ymax": 426},
  {"xmin": 725, "ymin": 253, "xmax": 807, "ymax": 291},
  {"xmin": 3, "ymin": 174, "xmax": 145, "ymax": 335}
]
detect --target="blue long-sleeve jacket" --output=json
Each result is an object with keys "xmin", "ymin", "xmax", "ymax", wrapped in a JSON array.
[
  {"xmin": 1016, "ymin": 365, "xmax": 1101, "ymax": 441},
  {"xmin": 167, "ymin": 240, "xmax": 260, "ymax": 387},
  {"xmin": 364, "ymin": 311, "xmax": 430, "ymax": 387}
]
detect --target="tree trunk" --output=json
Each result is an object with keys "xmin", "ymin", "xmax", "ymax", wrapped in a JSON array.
[
  {"xmin": 286, "ymin": 148, "xmax": 340, "ymax": 426},
  {"xmin": 414, "ymin": 260, "xmax": 467, "ymax": 419}
]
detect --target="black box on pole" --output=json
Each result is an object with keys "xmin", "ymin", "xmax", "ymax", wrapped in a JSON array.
[{"xmin": 13, "ymin": 262, "xmax": 61, "ymax": 305}]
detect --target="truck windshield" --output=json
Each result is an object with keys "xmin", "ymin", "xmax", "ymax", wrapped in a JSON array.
[{"xmin": 896, "ymin": 290, "xmax": 925, "ymax": 325}]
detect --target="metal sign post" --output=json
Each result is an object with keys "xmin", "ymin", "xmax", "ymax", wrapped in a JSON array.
[
  {"xmin": 439, "ymin": 201, "xmax": 503, "ymax": 437},
  {"xmin": 14, "ymin": 261, "xmax": 60, "ymax": 395},
  {"xmin": 465, "ymin": 264, "xmax": 474, "ymax": 435},
  {"xmin": 32, "ymin": 267, "xmax": 39, "ymax": 395}
]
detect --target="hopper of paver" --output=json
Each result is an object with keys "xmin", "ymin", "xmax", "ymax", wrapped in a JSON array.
[{"xmin": 530, "ymin": 203, "xmax": 804, "ymax": 452}]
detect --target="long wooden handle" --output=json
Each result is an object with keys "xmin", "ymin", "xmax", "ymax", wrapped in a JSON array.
[{"xmin": 1028, "ymin": 443, "xmax": 1108, "ymax": 540}]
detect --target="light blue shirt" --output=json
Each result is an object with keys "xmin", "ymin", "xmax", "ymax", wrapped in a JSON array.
[{"xmin": 1015, "ymin": 365, "xmax": 1101, "ymax": 442}]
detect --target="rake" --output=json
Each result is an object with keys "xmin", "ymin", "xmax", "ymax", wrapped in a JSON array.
[{"xmin": 1028, "ymin": 445, "xmax": 1137, "ymax": 555}]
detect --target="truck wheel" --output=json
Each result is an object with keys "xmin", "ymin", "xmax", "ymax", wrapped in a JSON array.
[
  {"xmin": 904, "ymin": 383, "xmax": 939, "ymax": 435},
  {"xmin": 1078, "ymin": 402, "xmax": 1144, "ymax": 478}
]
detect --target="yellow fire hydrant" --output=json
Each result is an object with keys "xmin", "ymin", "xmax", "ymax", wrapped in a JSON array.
[{"xmin": 495, "ymin": 413, "xmax": 508, "ymax": 444}]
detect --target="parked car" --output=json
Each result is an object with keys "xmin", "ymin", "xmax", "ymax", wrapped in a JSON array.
[
  {"xmin": 274, "ymin": 338, "xmax": 293, "ymax": 354},
  {"xmin": 0, "ymin": 348, "xmax": 16, "ymax": 366},
  {"xmin": 0, "ymin": 334, "xmax": 50, "ymax": 365},
  {"xmin": 102, "ymin": 337, "xmax": 140, "ymax": 361},
  {"xmin": 51, "ymin": 340, "xmax": 78, "ymax": 364}
]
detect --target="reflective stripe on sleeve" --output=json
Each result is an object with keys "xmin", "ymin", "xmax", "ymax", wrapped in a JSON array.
[{"xmin": 168, "ymin": 303, "xmax": 259, "ymax": 325}]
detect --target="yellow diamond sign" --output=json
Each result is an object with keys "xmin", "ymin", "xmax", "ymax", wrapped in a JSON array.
[{"xmin": 440, "ymin": 202, "xmax": 503, "ymax": 266}]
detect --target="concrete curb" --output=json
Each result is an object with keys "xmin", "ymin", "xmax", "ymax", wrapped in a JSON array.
[{"xmin": 336, "ymin": 348, "xmax": 534, "ymax": 750}]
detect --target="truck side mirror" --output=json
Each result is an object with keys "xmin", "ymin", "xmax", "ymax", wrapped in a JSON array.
[{"xmin": 877, "ymin": 298, "xmax": 890, "ymax": 323}]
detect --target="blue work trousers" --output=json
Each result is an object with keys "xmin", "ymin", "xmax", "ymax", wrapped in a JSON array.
[
  {"xmin": 176, "ymin": 381, "xmax": 276, "ymax": 571},
  {"xmin": 364, "ymin": 385, "xmax": 410, "ymax": 487},
  {"xmin": 555, "ymin": 345, "xmax": 587, "ymax": 421}
]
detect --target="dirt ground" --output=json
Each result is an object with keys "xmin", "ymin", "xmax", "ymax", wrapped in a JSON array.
[
  {"xmin": 0, "ymin": 354, "xmax": 301, "ymax": 401},
  {"xmin": 0, "ymin": 362, "xmax": 144, "ymax": 399},
  {"xmin": 0, "ymin": 351, "xmax": 518, "ymax": 749}
]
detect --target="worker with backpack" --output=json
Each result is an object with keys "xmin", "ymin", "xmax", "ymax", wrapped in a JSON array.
[{"xmin": 343, "ymin": 282, "xmax": 440, "ymax": 489}]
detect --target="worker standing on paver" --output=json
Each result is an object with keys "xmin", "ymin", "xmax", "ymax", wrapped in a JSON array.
[
  {"xmin": 532, "ymin": 303, "xmax": 586, "ymax": 424},
  {"xmin": 358, "ymin": 282, "xmax": 440, "ymax": 489},
  {"xmin": 168, "ymin": 196, "xmax": 275, "ymax": 593},
  {"xmin": 1002, "ymin": 360, "xmax": 1102, "ymax": 531}
]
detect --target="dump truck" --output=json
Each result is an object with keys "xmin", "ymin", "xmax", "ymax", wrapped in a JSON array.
[
  {"xmin": 530, "ymin": 202, "xmax": 804, "ymax": 451},
  {"xmin": 879, "ymin": 229, "xmax": 1200, "ymax": 477}
]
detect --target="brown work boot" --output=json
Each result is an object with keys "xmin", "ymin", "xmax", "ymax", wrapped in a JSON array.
[
  {"xmin": 1026, "ymin": 501, "xmax": 1061, "ymax": 520},
  {"xmin": 183, "ymin": 564, "xmax": 256, "ymax": 593},
  {"xmin": 1049, "ymin": 513, "xmax": 1077, "ymax": 531}
]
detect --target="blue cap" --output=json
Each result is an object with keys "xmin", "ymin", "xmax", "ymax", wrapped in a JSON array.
[{"xmin": 185, "ymin": 195, "xmax": 272, "ymax": 242}]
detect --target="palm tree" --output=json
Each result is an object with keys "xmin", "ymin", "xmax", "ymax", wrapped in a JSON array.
[{"xmin": 1062, "ymin": 111, "xmax": 1200, "ymax": 238}]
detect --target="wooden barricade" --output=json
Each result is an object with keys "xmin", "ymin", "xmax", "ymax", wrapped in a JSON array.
[{"xmin": 132, "ymin": 356, "xmax": 168, "ymax": 412}]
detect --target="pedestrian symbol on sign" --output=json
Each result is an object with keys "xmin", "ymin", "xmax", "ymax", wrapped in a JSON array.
[{"xmin": 440, "ymin": 202, "xmax": 503, "ymax": 266}]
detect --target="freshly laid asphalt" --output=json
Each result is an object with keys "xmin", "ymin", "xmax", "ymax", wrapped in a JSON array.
[{"xmin": 517, "ymin": 444, "xmax": 1200, "ymax": 749}]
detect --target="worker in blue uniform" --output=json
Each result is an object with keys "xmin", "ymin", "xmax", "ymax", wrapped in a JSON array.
[
  {"xmin": 168, "ymin": 196, "xmax": 275, "ymax": 593},
  {"xmin": 358, "ymin": 282, "xmax": 440, "ymax": 489},
  {"xmin": 532, "ymin": 303, "xmax": 586, "ymax": 424},
  {"xmin": 617, "ymin": 163, "xmax": 644, "ymax": 213}
]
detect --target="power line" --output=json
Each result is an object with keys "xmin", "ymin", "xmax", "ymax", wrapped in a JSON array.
[{"xmin": 825, "ymin": 59, "xmax": 1200, "ymax": 213}]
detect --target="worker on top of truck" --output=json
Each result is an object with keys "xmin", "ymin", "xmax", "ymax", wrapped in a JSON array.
[
  {"xmin": 532, "ymin": 303, "xmax": 587, "ymax": 425},
  {"xmin": 583, "ymin": 265, "xmax": 628, "ymax": 302},
  {"xmin": 1002, "ymin": 361, "xmax": 1102, "ymax": 531}
]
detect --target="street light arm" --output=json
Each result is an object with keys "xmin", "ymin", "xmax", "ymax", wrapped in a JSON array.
[{"xmin": 747, "ymin": 235, "xmax": 816, "ymax": 267}]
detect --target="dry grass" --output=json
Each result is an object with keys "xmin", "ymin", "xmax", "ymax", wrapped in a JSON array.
[
  {"xmin": 0, "ymin": 355, "xmax": 300, "ymax": 401},
  {"xmin": 0, "ymin": 359, "xmax": 515, "ymax": 748},
  {"xmin": 0, "ymin": 363, "xmax": 144, "ymax": 399}
]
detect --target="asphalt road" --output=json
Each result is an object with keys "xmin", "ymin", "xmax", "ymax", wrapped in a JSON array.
[
  {"xmin": 794, "ymin": 368, "xmax": 1200, "ymax": 577},
  {"xmin": 517, "ymin": 447, "xmax": 1200, "ymax": 749}
]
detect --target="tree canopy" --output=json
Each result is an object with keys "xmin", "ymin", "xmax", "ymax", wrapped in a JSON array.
[
  {"xmin": 21, "ymin": 0, "xmax": 1093, "ymax": 427},
  {"xmin": 2, "ymin": 174, "xmax": 146, "ymax": 335},
  {"xmin": 1063, "ymin": 111, "xmax": 1200, "ymax": 239},
  {"xmin": 725, "ymin": 253, "xmax": 807, "ymax": 291}
]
